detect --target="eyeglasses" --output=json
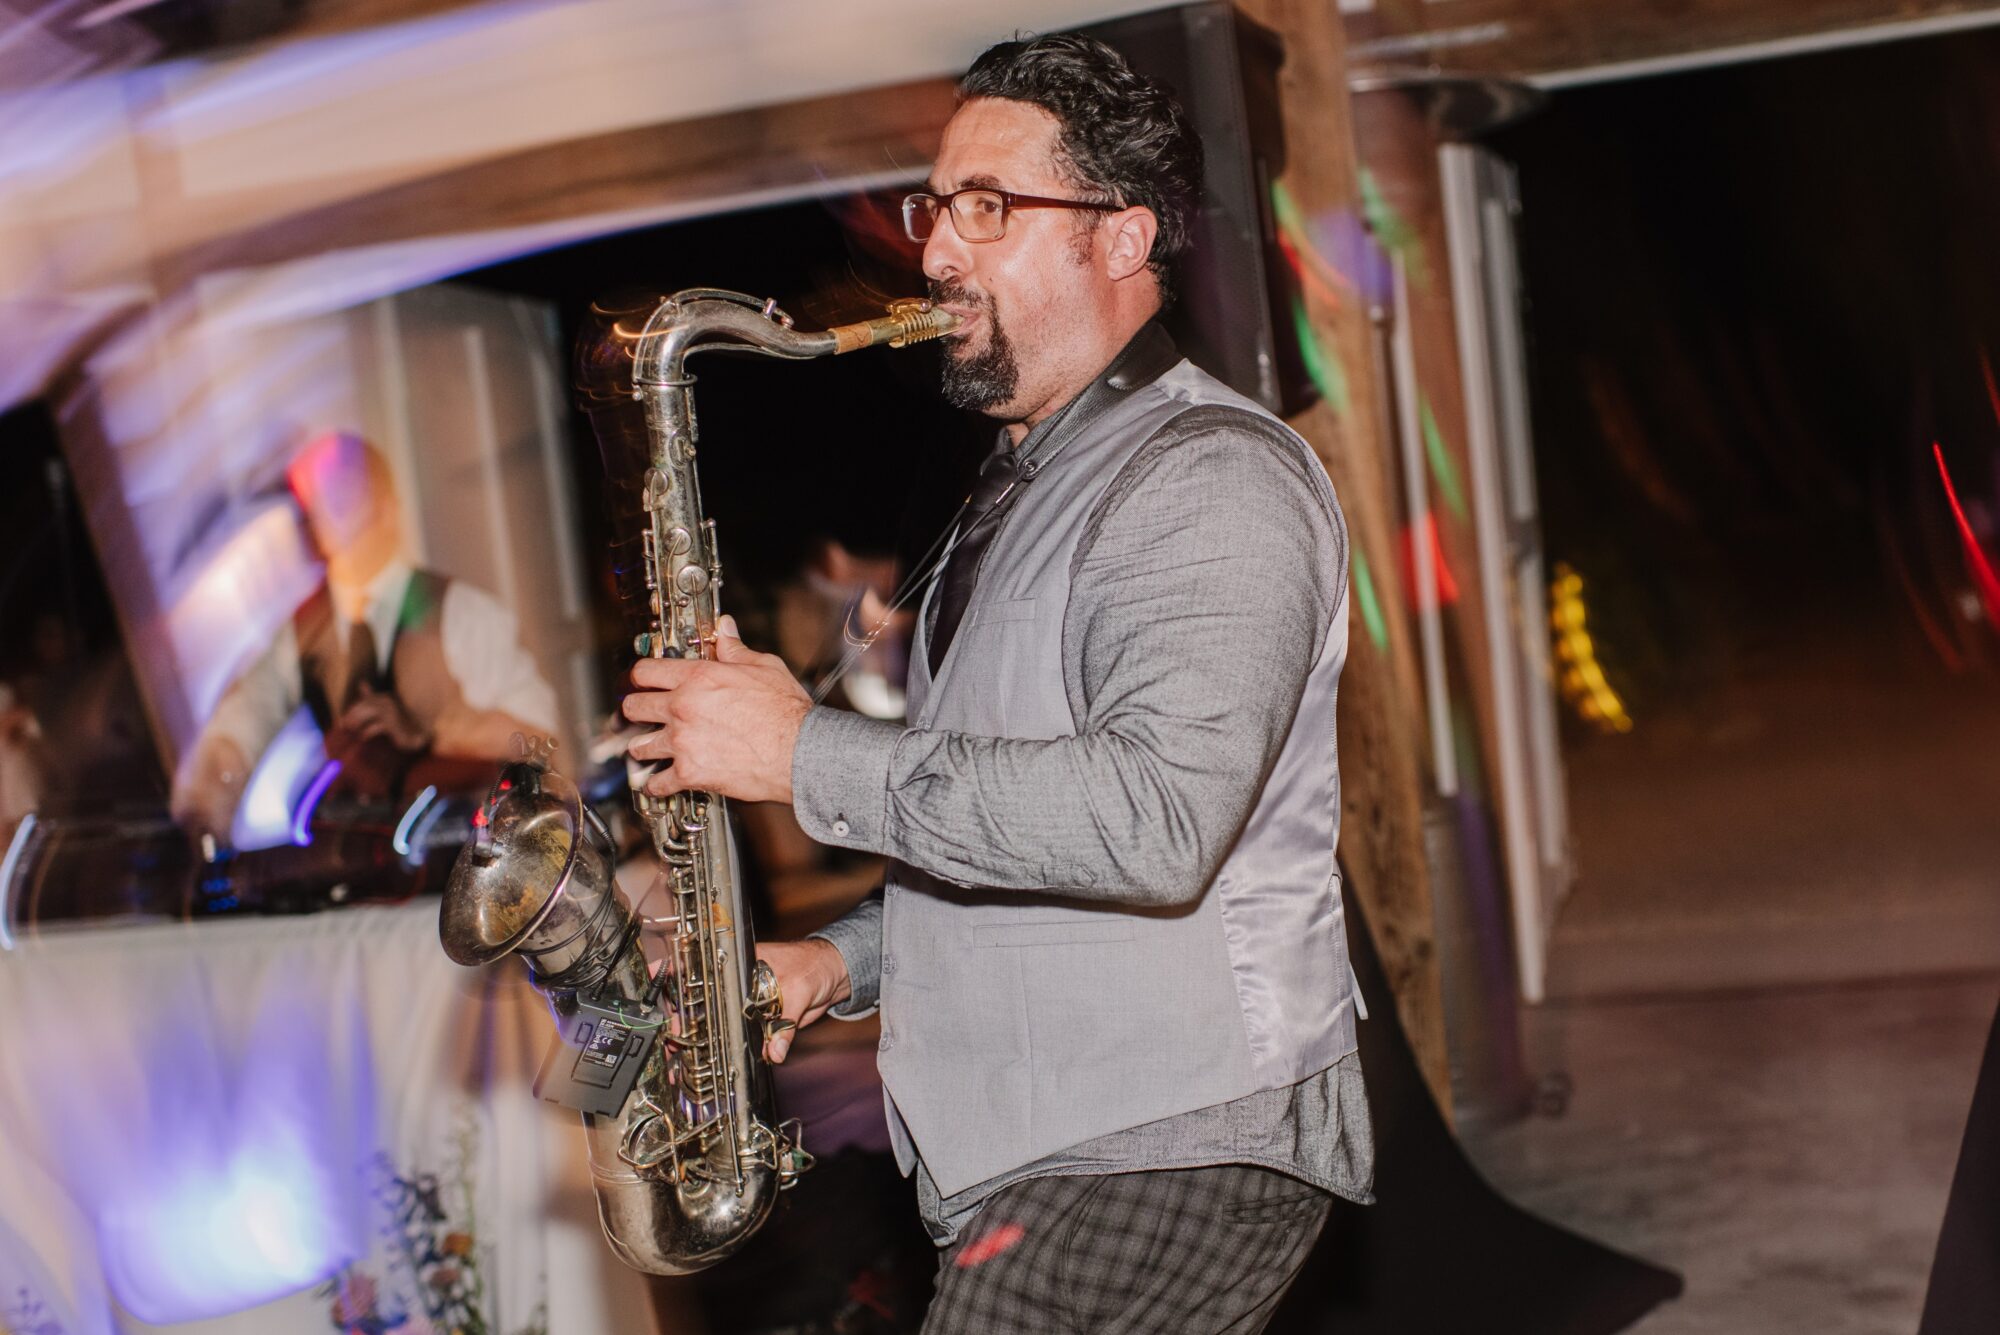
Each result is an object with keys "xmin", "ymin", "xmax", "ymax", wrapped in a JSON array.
[{"xmin": 901, "ymin": 188, "xmax": 1122, "ymax": 244}]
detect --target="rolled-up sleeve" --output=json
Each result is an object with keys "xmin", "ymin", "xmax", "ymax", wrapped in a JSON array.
[{"xmin": 792, "ymin": 410, "xmax": 1344, "ymax": 908}]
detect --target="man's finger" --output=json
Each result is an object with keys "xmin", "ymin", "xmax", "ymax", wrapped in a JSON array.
[
  {"xmin": 645, "ymin": 764, "xmax": 690, "ymax": 798},
  {"xmin": 621, "ymin": 691, "xmax": 677, "ymax": 724},
  {"xmin": 627, "ymin": 728, "xmax": 673, "ymax": 762},
  {"xmin": 630, "ymin": 657, "xmax": 703, "ymax": 690}
]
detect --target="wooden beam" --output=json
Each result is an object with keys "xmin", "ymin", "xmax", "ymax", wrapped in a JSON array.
[
  {"xmin": 1236, "ymin": 0, "xmax": 1454, "ymax": 1113},
  {"xmin": 1351, "ymin": 88, "xmax": 1505, "ymax": 824},
  {"xmin": 1343, "ymin": 0, "xmax": 2000, "ymax": 83},
  {"xmin": 162, "ymin": 76, "xmax": 959, "ymax": 290}
]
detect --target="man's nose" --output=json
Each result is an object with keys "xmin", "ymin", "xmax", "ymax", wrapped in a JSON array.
[{"xmin": 921, "ymin": 219, "xmax": 969, "ymax": 283}]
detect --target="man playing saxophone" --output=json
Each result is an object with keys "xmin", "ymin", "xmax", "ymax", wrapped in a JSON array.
[{"xmin": 622, "ymin": 34, "xmax": 1370, "ymax": 1332}]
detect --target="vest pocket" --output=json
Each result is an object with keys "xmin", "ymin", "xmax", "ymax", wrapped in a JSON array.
[
  {"xmin": 971, "ymin": 918, "xmax": 1137, "ymax": 948},
  {"xmin": 967, "ymin": 596, "xmax": 1039, "ymax": 627}
]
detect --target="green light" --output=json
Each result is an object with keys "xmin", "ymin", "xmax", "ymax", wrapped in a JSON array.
[
  {"xmin": 1359, "ymin": 168, "xmax": 1426, "ymax": 287},
  {"xmin": 1289, "ymin": 293, "xmax": 1349, "ymax": 419},
  {"xmin": 1351, "ymin": 545, "xmax": 1389, "ymax": 653},
  {"xmin": 1271, "ymin": 178, "xmax": 1305, "ymax": 240},
  {"xmin": 1420, "ymin": 399, "xmax": 1467, "ymax": 522}
]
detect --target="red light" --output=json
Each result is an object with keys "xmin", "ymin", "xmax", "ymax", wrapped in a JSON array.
[
  {"xmin": 954, "ymin": 1221, "xmax": 1026, "ymax": 1269},
  {"xmin": 1934, "ymin": 442, "xmax": 2000, "ymax": 628},
  {"xmin": 1398, "ymin": 514, "xmax": 1460, "ymax": 609}
]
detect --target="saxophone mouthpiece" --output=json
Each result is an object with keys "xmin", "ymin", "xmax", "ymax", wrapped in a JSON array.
[
  {"xmin": 826, "ymin": 299, "xmax": 961, "ymax": 354},
  {"xmin": 885, "ymin": 298, "xmax": 961, "ymax": 347}
]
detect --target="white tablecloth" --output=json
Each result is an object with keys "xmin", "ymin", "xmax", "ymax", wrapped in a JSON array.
[{"xmin": 0, "ymin": 903, "xmax": 656, "ymax": 1335}]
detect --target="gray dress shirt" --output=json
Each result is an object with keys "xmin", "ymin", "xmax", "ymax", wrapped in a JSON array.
[{"xmin": 799, "ymin": 366, "xmax": 1373, "ymax": 1243}]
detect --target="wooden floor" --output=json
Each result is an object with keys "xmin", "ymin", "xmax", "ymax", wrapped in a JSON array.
[
  {"xmin": 1467, "ymin": 975, "xmax": 1997, "ymax": 1334},
  {"xmin": 1547, "ymin": 614, "xmax": 2000, "ymax": 999},
  {"xmin": 1470, "ymin": 590, "xmax": 2000, "ymax": 1330}
]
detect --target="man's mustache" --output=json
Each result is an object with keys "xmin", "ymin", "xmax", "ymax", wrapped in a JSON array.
[{"xmin": 928, "ymin": 279, "xmax": 991, "ymax": 313}]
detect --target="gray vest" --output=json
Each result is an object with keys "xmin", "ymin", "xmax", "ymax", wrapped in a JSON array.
[{"xmin": 877, "ymin": 360, "xmax": 1355, "ymax": 1196}]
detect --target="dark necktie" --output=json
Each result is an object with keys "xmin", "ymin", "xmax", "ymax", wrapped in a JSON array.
[
  {"xmin": 340, "ymin": 618, "xmax": 382, "ymax": 712},
  {"xmin": 924, "ymin": 321, "xmax": 1182, "ymax": 677},
  {"xmin": 928, "ymin": 444, "xmax": 1023, "ymax": 675}
]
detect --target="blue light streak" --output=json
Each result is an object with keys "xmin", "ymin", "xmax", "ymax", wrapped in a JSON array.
[
  {"xmin": 0, "ymin": 812, "xmax": 32, "ymax": 951},
  {"xmin": 290, "ymin": 759, "xmax": 341, "ymax": 847},
  {"xmin": 391, "ymin": 784, "xmax": 437, "ymax": 858}
]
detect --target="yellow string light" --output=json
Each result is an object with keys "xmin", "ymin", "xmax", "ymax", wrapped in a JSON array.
[{"xmin": 1548, "ymin": 562, "xmax": 1632, "ymax": 734}]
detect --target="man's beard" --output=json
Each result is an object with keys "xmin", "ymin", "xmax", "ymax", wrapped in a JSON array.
[{"xmin": 931, "ymin": 281, "xmax": 1019, "ymax": 413}]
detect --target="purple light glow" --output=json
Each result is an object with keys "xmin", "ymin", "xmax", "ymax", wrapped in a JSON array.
[
  {"xmin": 234, "ymin": 707, "xmax": 329, "ymax": 852},
  {"xmin": 20, "ymin": 971, "xmax": 377, "ymax": 1323},
  {"xmin": 291, "ymin": 758, "xmax": 342, "ymax": 847}
]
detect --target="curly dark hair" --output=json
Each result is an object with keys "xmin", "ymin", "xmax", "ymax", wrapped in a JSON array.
[{"xmin": 958, "ymin": 32, "xmax": 1204, "ymax": 294}]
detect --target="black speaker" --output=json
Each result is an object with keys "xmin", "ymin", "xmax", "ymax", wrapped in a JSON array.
[{"xmin": 1077, "ymin": 3, "xmax": 1310, "ymax": 416}]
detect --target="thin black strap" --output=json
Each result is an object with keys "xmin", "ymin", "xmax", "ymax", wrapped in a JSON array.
[
  {"xmin": 927, "ymin": 444, "xmax": 1023, "ymax": 675},
  {"xmin": 925, "ymin": 322, "xmax": 1180, "ymax": 676}
]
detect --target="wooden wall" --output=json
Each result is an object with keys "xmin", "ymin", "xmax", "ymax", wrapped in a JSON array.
[{"xmin": 1238, "ymin": 0, "xmax": 1454, "ymax": 1108}]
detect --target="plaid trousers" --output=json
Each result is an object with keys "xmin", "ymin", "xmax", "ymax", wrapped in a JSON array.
[{"xmin": 922, "ymin": 1165, "xmax": 1331, "ymax": 1334}]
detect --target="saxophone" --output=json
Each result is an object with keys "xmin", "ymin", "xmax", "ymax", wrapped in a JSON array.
[{"xmin": 438, "ymin": 291, "xmax": 955, "ymax": 1275}]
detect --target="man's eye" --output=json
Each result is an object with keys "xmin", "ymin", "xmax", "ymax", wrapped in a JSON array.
[{"xmin": 968, "ymin": 195, "xmax": 1003, "ymax": 217}]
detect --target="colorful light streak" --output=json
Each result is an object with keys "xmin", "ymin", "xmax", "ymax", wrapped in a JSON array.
[
  {"xmin": 290, "ymin": 758, "xmax": 342, "ymax": 847},
  {"xmin": 391, "ymin": 784, "xmax": 438, "ymax": 859},
  {"xmin": 233, "ymin": 708, "xmax": 329, "ymax": 851},
  {"xmin": 1351, "ymin": 545, "xmax": 1390, "ymax": 654},
  {"xmin": 1358, "ymin": 169, "xmax": 1426, "ymax": 287},
  {"xmin": 0, "ymin": 812, "xmax": 33, "ymax": 951},
  {"xmin": 1400, "ymin": 514, "xmax": 1461, "ymax": 608},
  {"xmin": 1270, "ymin": 180, "xmax": 1357, "ymax": 311},
  {"xmin": 1420, "ymin": 400, "xmax": 1468, "ymax": 523},
  {"xmin": 1549, "ymin": 562, "xmax": 1632, "ymax": 734},
  {"xmin": 1934, "ymin": 441, "xmax": 2000, "ymax": 628},
  {"xmin": 1288, "ymin": 292, "xmax": 1351, "ymax": 418}
]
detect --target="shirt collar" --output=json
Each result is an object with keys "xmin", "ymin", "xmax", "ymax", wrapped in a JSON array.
[
  {"xmin": 1007, "ymin": 322, "xmax": 1182, "ymax": 473},
  {"xmin": 333, "ymin": 558, "xmax": 414, "ymax": 672}
]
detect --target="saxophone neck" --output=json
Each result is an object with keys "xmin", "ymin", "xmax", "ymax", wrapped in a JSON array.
[{"xmin": 625, "ymin": 290, "xmax": 959, "ymax": 387}]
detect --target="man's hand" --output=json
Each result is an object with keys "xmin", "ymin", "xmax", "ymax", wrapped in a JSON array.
[
  {"xmin": 170, "ymin": 736, "xmax": 252, "ymax": 842},
  {"xmin": 624, "ymin": 615, "xmax": 810, "ymax": 804},
  {"xmin": 757, "ymin": 937, "xmax": 853, "ymax": 1063},
  {"xmin": 337, "ymin": 684, "xmax": 432, "ymax": 753}
]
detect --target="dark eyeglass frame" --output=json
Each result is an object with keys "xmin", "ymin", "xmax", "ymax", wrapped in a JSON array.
[{"xmin": 901, "ymin": 187, "xmax": 1123, "ymax": 244}]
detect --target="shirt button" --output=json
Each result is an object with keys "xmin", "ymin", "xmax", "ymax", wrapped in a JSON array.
[
  {"xmin": 881, "ymin": 954, "xmax": 897, "ymax": 977},
  {"xmin": 832, "ymin": 817, "xmax": 851, "ymax": 838}
]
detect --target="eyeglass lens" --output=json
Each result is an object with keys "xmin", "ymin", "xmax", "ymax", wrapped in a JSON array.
[{"xmin": 903, "ymin": 191, "xmax": 1007, "ymax": 243}]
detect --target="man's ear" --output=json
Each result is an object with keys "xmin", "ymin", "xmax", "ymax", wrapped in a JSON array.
[{"xmin": 1104, "ymin": 206, "xmax": 1159, "ymax": 282}]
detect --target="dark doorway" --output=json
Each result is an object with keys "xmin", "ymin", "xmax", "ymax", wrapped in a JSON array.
[{"xmin": 1489, "ymin": 30, "xmax": 2000, "ymax": 996}]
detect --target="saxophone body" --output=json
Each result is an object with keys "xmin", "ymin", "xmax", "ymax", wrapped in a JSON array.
[{"xmin": 439, "ymin": 290, "xmax": 955, "ymax": 1275}]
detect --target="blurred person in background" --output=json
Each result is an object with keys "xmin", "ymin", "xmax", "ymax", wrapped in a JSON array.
[
  {"xmin": 736, "ymin": 535, "xmax": 910, "ymax": 939},
  {"xmin": 623, "ymin": 34, "xmax": 1368, "ymax": 1334},
  {"xmin": 171, "ymin": 431, "xmax": 559, "ymax": 840},
  {"xmin": 5, "ymin": 611, "xmax": 161, "ymax": 817}
]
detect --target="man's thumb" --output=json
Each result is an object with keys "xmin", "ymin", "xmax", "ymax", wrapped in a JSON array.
[{"xmin": 713, "ymin": 614, "xmax": 754, "ymax": 661}]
